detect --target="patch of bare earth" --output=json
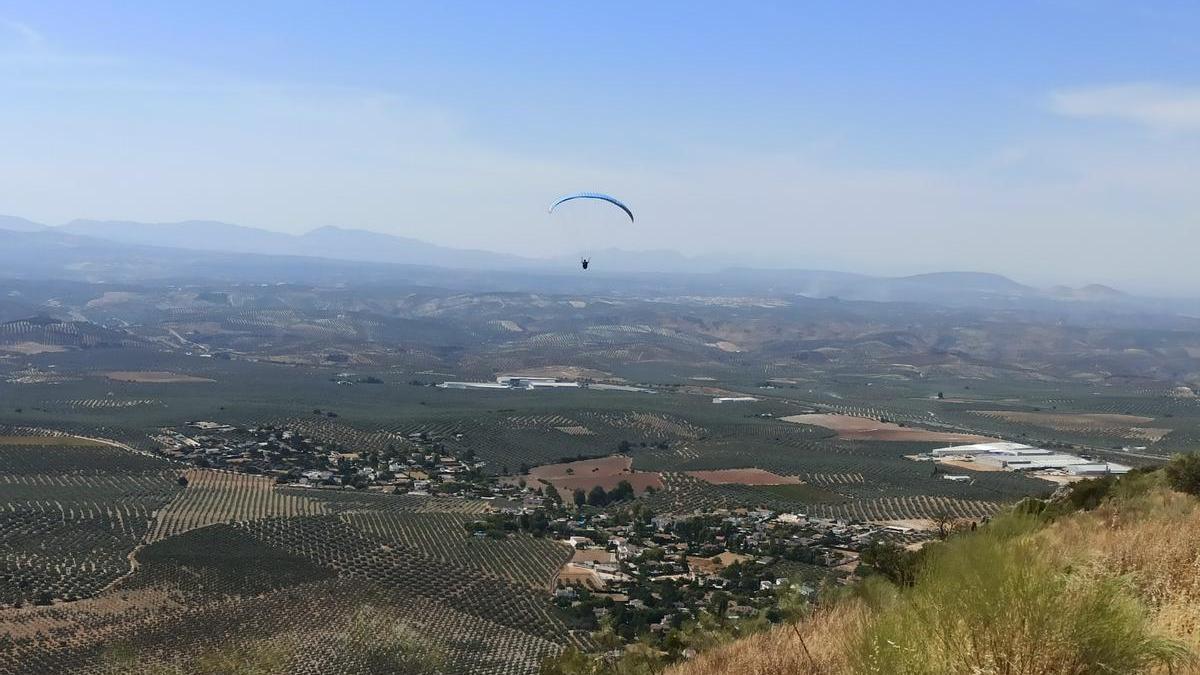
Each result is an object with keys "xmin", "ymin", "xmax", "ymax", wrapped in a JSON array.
[
  {"xmin": 554, "ymin": 426, "xmax": 594, "ymax": 436},
  {"xmin": 935, "ymin": 458, "xmax": 1007, "ymax": 472},
  {"xmin": 558, "ymin": 564, "xmax": 604, "ymax": 589},
  {"xmin": 526, "ymin": 455, "xmax": 663, "ymax": 495},
  {"xmin": 0, "ymin": 342, "xmax": 67, "ymax": 355},
  {"xmin": 970, "ymin": 410, "xmax": 1171, "ymax": 442},
  {"xmin": 687, "ymin": 468, "xmax": 802, "ymax": 485},
  {"xmin": 104, "ymin": 371, "xmax": 216, "ymax": 383},
  {"xmin": 782, "ymin": 413, "xmax": 995, "ymax": 443},
  {"xmin": 498, "ymin": 366, "xmax": 614, "ymax": 380}
]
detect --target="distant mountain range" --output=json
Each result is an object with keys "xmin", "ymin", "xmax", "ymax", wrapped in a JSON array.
[
  {"xmin": 54, "ymin": 219, "xmax": 536, "ymax": 270},
  {"xmin": 0, "ymin": 214, "xmax": 1149, "ymax": 309}
]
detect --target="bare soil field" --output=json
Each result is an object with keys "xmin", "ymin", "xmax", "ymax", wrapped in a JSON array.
[
  {"xmin": 935, "ymin": 458, "xmax": 1007, "ymax": 473},
  {"xmin": 498, "ymin": 366, "xmax": 613, "ymax": 380},
  {"xmin": 874, "ymin": 518, "xmax": 938, "ymax": 532},
  {"xmin": 688, "ymin": 552, "xmax": 751, "ymax": 575},
  {"xmin": 969, "ymin": 410, "xmax": 1171, "ymax": 441},
  {"xmin": 104, "ymin": 371, "xmax": 216, "ymax": 383},
  {"xmin": 571, "ymin": 549, "xmax": 616, "ymax": 565},
  {"xmin": 782, "ymin": 414, "xmax": 995, "ymax": 443},
  {"xmin": 0, "ymin": 341, "xmax": 67, "ymax": 355},
  {"xmin": 526, "ymin": 456, "xmax": 664, "ymax": 495},
  {"xmin": 558, "ymin": 563, "xmax": 604, "ymax": 589},
  {"xmin": 687, "ymin": 468, "xmax": 803, "ymax": 486}
]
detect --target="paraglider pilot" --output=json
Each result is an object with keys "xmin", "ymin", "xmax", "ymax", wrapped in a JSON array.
[{"xmin": 581, "ymin": 258, "xmax": 590, "ymax": 270}]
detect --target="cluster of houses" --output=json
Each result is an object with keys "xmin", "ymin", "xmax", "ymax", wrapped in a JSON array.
[
  {"xmin": 153, "ymin": 422, "xmax": 505, "ymax": 495},
  {"xmin": 548, "ymin": 505, "xmax": 919, "ymax": 626}
]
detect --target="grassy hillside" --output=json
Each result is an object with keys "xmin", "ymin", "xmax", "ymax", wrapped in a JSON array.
[{"xmin": 664, "ymin": 463, "xmax": 1200, "ymax": 675}]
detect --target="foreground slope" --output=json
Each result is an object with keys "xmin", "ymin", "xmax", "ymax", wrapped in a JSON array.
[{"xmin": 669, "ymin": 470, "xmax": 1200, "ymax": 675}]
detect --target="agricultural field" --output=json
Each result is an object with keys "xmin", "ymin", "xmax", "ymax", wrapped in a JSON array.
[
  {"xmin": 524, "ymin": 456, "xmax": 664, "ymax": 495},
  {"xmin": 0, "ymin": 438, "xmax": 180, "ymax": 607},
  {"xmin": 0, "ymin": 425, "xmax": 579, "ymax": 673},
  {"xmin": 6, "ymin": 278, "xmax": 1200, "ymax": 670}
]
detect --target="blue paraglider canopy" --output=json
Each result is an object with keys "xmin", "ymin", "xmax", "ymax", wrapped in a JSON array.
[{"xmin": 549, "ymin": 192, "xmax": 634, "ymax": 223}]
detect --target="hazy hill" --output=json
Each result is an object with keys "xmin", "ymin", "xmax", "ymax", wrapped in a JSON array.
[
  {"xmin": 57, "ymin": 219, "xmax": 535, "ymax": 269},
  {"xmin": 0, "ymin": 215, "xmax": 47, "ymax": 232},
  {"xmin": 0, "ymin": 215, "xmax": 1162, "ymax": 311}
]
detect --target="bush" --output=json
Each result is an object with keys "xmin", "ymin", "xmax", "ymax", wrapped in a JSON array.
[
  {"xmin": 1165, "ymin": 452, "xmax": 1200, "ymax": 496},
  {"xmin": 855, "ymin": 514, "xmax": 1187, "ymax": 674},
  {"xmin": 1063, "ymin": 475, "xmax": 1118, "ymax": 511}
]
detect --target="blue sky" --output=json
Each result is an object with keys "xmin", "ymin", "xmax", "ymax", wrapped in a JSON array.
[{"xmin": 2, "ymin": 2, "xmax": 1199, "ymax": 291}]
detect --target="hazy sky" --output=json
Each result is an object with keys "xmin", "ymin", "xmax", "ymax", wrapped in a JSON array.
[{"xmin": 2, "ymin": 2, "xmax": 1199, "ymax": 292}]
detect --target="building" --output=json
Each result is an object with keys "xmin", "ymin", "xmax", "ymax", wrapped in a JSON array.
[
  {"xmin": 929, "ymin": 441, "xmax": 1036, "ymax": 457},
  {"xmin": 1066, "ymin": 462, "xmax": 1132, "ymax": 475},
  {"xmin": 929, "ymin": 441, "xmax": 1132, "ymax": 474}
]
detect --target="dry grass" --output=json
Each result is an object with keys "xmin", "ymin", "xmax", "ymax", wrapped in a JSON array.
[
  {"xmin": 672, "ymin": 481, "xmax": 1200, "ymax": 675},
  {"xmin": 665, "ymin": 601, "xmax": 869, "ymax": 675},
  {"xmin": 1040, "ymin": 485, "xmax": 1200, "ymax": 668}
]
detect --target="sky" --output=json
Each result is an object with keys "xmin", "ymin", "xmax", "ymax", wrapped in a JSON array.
[{"xmin": 1, "ymin": 2, "xmax": 1199, "ymax": 292}]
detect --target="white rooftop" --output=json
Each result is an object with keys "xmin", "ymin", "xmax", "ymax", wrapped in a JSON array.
[{"xmin": 930, "ymin": 441, "xmax": 1035, "ymax": 456}]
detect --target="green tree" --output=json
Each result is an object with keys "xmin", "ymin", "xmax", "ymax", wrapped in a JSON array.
[
  {"xmin": 860, "ymin": 539, "xmax": 921, "ymax": 586},
  {"xmin": 587, "ymin": 485, "xmax": 608, "ymax": 506},
  {"xmin": 1165, "ymin": 452, "xmax": 1200, "ymax": 496}
]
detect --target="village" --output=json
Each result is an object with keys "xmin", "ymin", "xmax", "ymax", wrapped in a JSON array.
[
  {"xmin": 152, "ymin": 419, "xmax": 924, "ymax": 648},
  {"xmin": 153, "ymin": 420, "xmax": 496, "ymax": 496}
]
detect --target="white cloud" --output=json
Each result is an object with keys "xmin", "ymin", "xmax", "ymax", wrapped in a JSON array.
[
  {"xmin": 1051, "ymin": 83, "xmax": 1200, "ymax": 133},
  {"xmin": 0, "ymin": 18, "xmax": 44, "ymax": 47}
]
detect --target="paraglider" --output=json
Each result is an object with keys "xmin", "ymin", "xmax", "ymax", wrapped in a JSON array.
[
  {"xmin": 549, "ymin": 192, "xmax": 635, "ymax": 223},
  {"xmin": 549, "ymin": 193, "xmax": 633, "ymax": 271}
]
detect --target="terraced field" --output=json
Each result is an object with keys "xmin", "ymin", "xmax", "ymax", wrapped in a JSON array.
[
  {"xmin": 0, "ymin": 433, "xmax": 578, "ymax": 673},
  {"xmin": 0, "ymin": 439, "xmax": 180, "ymax": 606},
  {"xmin": 147, "ymin": 469, "xmax": 327, "ymax": 542},
  {"xmin": 343, "ymin": 511, "xmax": 573, "ymax": 590}
]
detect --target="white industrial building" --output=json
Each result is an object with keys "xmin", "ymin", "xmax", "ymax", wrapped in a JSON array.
[
  {"xmin": 438, "ymin": 376, "xmax": 653, "ymax": 394},
  {"xmin": 930, "ymin": 441, "xmax": 1131, "ymax": 474},
  {"xmin": 930, "ymin": 441, "xmax": 1033, "ymax": 457}
]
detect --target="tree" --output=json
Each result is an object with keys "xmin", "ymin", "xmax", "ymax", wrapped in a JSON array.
[
  {"xmin": 587, "ymin": 485, "xmax": 608, "ymax": 507},
  {"xmin": 933, "ymin": 509, "xmax": 953, "ymax": 539},
  {"xmin": 573, "ymin": 489, "xmax": 587, "ymax": 507},
  {"xmin": 176, "ymin": 475, "xmax": 189, "ymax": 487},
  {"xmin": 1166, "ymin": 452, "xmax": 1200, "ymax": 496},
  {"xmin": 609, "ymin": 480, "xmax": 635, "ymax": 503},
  {"xmin": 544, "ymin": 484, "xmax": 563, "ymax": 506},
  {"xmin": 860, "ymin": 540, "xmax": 920, "ymax": 586},
  {"xmin": 937, "ymin": 391, "xmax": 944, "ymax": 399}
]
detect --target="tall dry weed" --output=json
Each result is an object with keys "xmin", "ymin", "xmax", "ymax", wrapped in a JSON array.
[{"xmin": 664, "ymin": 600, "xmax": 869, "ymax": 675}]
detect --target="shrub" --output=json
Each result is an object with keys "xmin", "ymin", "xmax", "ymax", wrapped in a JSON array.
[
  {"xmin": 1165, "ymin": 452, "xmax": 1200, "ymax": 496},
  {"xmin": 855, "ymin": 514, "xmax": 1187, "ymax": 674}
]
